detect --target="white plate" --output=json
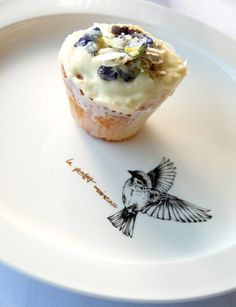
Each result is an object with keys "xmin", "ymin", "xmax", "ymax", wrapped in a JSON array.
[{"xmin": 0, "ymin": 0, "xmax": 236, "ymax": 303}]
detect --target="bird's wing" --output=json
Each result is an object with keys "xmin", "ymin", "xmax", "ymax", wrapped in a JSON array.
[
  {"xmin": 147, "ymin": 157, "xmax": 176, "ymax": 194},
  {"xmin": 142, "ymin": 194, "xmax": 212, "ymax": 222}
]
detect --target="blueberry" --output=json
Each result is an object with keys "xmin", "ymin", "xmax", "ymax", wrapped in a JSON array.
[
  {"xmin": 74, "ymin": 34, "xmax": 92, "ymax": 47},
  {"xmin": 111, "ymin": 25, "xmax": 143, "ymax": 36},
  {"xmin": 97, "ymin": 65, "xmax": 118, "ymax": 81},
  {"xmin": 111, "ymin": 25, "xmax": 129, "ymax": 36},
  {"xmin": 74, "ymin": 27, "xmax": 102, "ymax": 48},
  {"xmin": 117, "ymin": 68, "xmax": 136, "ymax": 82},
  {"xmin": 144, "ymin": 35, "xmax": 153, "ymax": 45}
]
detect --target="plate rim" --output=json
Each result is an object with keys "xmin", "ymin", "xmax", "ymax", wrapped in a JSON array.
[{"xmin": 0, "ymin": 0, "xmax": 236, "ymax": 302}]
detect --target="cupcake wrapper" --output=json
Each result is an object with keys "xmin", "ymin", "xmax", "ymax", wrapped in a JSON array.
[{"xmin": 62, "ymin": 68, "xmax": 167, "ymax": 141}]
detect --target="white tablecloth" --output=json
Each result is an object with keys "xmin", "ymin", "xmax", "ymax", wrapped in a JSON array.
[{"xmin": 0, "ymin": 1, "xmax": 235, "ymax": 306}]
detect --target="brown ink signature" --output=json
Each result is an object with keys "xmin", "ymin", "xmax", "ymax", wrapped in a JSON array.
[{"xmin": 66, "ymin": 159, "xmax": 117, "ymax": 208}]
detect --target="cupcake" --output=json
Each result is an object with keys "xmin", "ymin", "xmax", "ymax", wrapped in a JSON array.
[{"xmin": 59, "ymin": 23, "xmax": 187, "ymax": 141}]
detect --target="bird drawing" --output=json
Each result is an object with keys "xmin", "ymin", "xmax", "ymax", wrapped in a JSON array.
[{"xmin": 108, "ymin": 157, "xmax": 212, "ymax": 238}]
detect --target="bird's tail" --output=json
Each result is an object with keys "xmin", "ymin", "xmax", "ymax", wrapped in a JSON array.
[{"xmin": 107, "ymin": 208, "xmax": 137, "ymax": 238}]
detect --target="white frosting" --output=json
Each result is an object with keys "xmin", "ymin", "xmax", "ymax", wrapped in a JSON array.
[{"xmin": 59, "ymin": 23, "xmax": 186, "ymax": 114}]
